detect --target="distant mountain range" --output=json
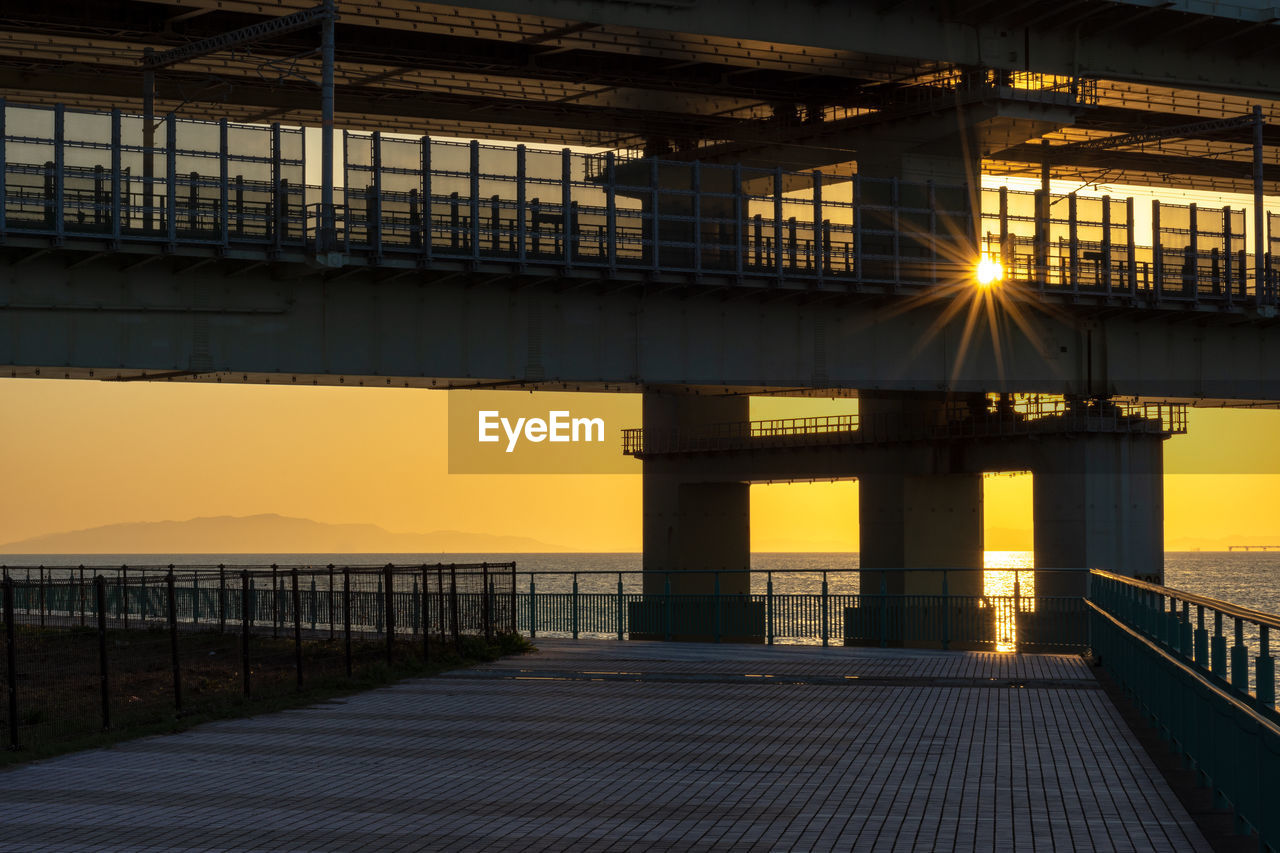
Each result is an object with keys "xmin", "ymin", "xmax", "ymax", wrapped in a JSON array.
[{"xmin": 0, "ymin": 513, "xmax": 566, "ymax": 554}]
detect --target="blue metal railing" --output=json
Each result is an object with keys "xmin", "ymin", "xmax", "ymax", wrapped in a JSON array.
[
  {"xmin": 0, "ymin": 99, "xmax": 1276, "ymax": 307},
  {"xmin": 1088, "ymin": 570, "xmax": 1280, "ymax": 851}
]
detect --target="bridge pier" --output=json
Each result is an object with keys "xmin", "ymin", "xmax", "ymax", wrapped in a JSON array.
[
  {"xmin": 857, "ymin": 393, "xmax": 984, "ymax": 597},
  {"xmin": 641, "ymin": 387, "xmax": 750, "ymax": 597},
  {"xmin": 1031, "ymin": 430, "xmax": 1165, "ymax": 590}
]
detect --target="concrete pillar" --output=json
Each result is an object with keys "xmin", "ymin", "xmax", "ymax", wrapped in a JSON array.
[
  {"xmin": 1032, "ymin": 432, "xmax": 1165, "ymax": 593},
  {"xmin": 856, "ymin": 392, "xmax": 985, "ymax": 597},
  {"xmin": 642, "ymin": 387, "xmax": 750, "ymax": 597}
]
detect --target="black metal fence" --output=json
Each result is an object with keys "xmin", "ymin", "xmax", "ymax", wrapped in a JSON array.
[{"xmin": 1, "ymin": 562, "xmax": 517, "ymax": 754}]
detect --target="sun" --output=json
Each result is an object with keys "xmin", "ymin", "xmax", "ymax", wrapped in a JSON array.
[{"xmin": 975, "ymin": 255, "xmax": 1004, "ymax": 287}]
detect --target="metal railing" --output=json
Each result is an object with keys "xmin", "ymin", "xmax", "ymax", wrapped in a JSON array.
[
  {"xmin": 1087, "ymin": 570, "xmax": 1280, "ymax": 851},
  {"xmin": 1, "ymin": 562, "xmax": 516, "ymax": 753},
  {"xmin": 0, "ymin": 99, "xmax": 1276, "ymax": 309},
  {"xmin": 516, "ymin": 568, "xmax": 1087, "ymax": 651},
  {"xmin": 623, "ymin": 397, "xmax": 1187, "ymax": 456}
]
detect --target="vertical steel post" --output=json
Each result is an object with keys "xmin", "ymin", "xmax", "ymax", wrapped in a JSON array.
[
  {"xmin": 606, "ymin": 152, "xmax": 617, "ymax": 272},
  {"xmin": 95, "ymin": 575, "xmax": 110, "ymax": 731},
  {"xmin": 1258, "ymin": 624, "xmax": 1275, "ymax": 708},
  {"xmin": 449, "ymin": 565, "xmax": 460, "ymax": 653},
  {"xmin": 528, "ymin": 573, "xmax": 536, "ymax": 638},
  {"xmin": 510, "ymin": 564, "xmax": 516, "ymax": 635},
  {"xmin": 420, "ymin": 135, "xmax": 433, "ymax": 264},
  {"xmin": 142, "ymin": 50, "xmax": 155, "ymax": 232},
  {"xmin": 733, "ymin": 163, "xmax": 744, "ymax": 279},
  {"xmin": 166, "ymin": 571, "xmax": 181, "ymax": 714},
  {"xmin": 218, "ymin": 565, "xmax": 226, "ymax": 633},
  {"xmin": 319, "ymin": 0, "xmax": 335, "ymax": 251},
  {"xmin": 821, "ymin": 571, "xmax": 829, "ymax": 647},
  {"xmin": 241, "ymin": 571, "xmax": 251, "ymax": 697},
  {"xmin": 110, "ymin": 109, "xmax": 121, "ymax": 244},
  {"xmin": 1127, "ymin": 197, "xmax": 1137, "ymax": 296},
  {"xmin": 1231, "ymin": 617, "xmax": 1248, "ymax": 693},
  {"xmin": 616, "ymin": 573, "xmax": 624, "ymax": 641},
  {"xmin": 422, "ymin": 565, "xmax": 431, "ymax": 661},
  {"xmin": 481, "ymin": 562, "xmax": 491, "ymax": 642},
  {"xmin": 714, "ymin": 571, "xmax": 721, "ymax": 644},
  {"xmin": 514, "ymin": 143, "xmax": 526, "ymax": 269},
  {"xmin": 370, "ymin": 131, "xmax": 383, "ymax": 257},
  {"xmin": 218, "ymin": 119, "xmax": 228, "ymax": 247},
  {"xmin": 649, "ymin": 157, "xmax": 660, "ymax": 271},
  {"xmin": 385, "ymin": 563, "xmax": 395, "ymax": 664},
  {"xmin": 1211, "ymin": 610, "xmax": 1226, "ymax": 678},
  {"xmin": 270, "ymin": 123, "xmax": 282, "ymax": 250},
  {"xmin": 1251, "ymin": 104, "xmax": 1267, "ymax": 304},
  {"xmin": 1224, "ymin": 205, "xmax": 1235, "ymax": 307},
  {"xmin": 561, "ymin": 148, "xmax": 573, "ymax": 268},
  {"xmin": 692, "ymin": 159, "xmax": 702, "ymax": 276},
  {"xmin": 1068, "ymin": 192, "xmax": 1078, "ymax": 294},
  {"xmin": 165, "ymin": 114, "xmax": 176, "ymax": 248},
  {"xmin": 292, "ymin": 569, "xmax": 302, "ymax": 688},
  {"xmin": 879, "ymin": 570, "xmax": 888, "ymax": 648},
  {"xmin": 343, "ymin": 569, "xmax": 352, "ymax": 678},
  {"xmin": 5, "ymin": 578, "xmax": 18, "ymax": 749},
  {"xmin": 813, "ymin": 169, "xmax": 824, "ymax": 285},
  {"xmin": 664, "ymin": 573, "xmax": 672, "ymax": 642},
  {"xmin": 52, "ymin": 104, "xmax": 64, "ymax": 243},
  {"xmin": 942, "ymin": 570, "xmax": 950, "ymax": 651},
  {"xmin": 773, "ymin": 166, "xmax": 784, "ymax": 283},
  {"xmin": 328, "ymin": 564, "xmax": 335, "ymax": 640},
  {"xmin": 1152, "ymin": 200, "xmax": 1164, "ymax": 300},
  {"xmin": 766, "ymin": 571, "xmax": 774, "ymax": 645},
  {"xmin": 571, "ymin": 573, "xmax": 579, "ymax": 640},
  {"xmin": 79, "ymin": 566, "xmax": 86, "ymax": 627},
  {"xmin": 0, "ymin": 97, "xmax": 6, "ymax": 238}
]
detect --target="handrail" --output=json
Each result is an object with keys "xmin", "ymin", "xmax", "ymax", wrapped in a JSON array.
[
  {"xmin": 1087, "ymin": 598, "xmax": 1280, "ymax": 739},
  {"xmin": 1092, "ymin": 568, "xmax": 1280, "ymax": 631}
]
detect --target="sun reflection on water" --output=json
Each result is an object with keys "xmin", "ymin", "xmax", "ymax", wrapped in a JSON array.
[{"xmin": 984, "ymin": 550, "xmax": 1035, "ymax": 652}]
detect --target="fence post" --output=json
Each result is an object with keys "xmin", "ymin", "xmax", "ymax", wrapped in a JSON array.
[
  {"xmin": 664, "ymin": 573, "xmax": 672, "ymax": 642},
  {"xmin": 572, "ymin": 573, "xmax": 579, "ymax": 640},
  {"xmin": 879, "ymin": 570, "xmax": 888, "ymax": 648},
  {"xmin": 241, "ymin": 571, "xmax": 251, "ymax": 698},
  {"xmin": 385, "ymin": 564, "xmax": 395, "ymax": 665},
  {"xmin": 449, "ymin": 565, "xmax": 460, "ymax": 653},
  {"xmin": 529, "ymin": 574, "xmax": 537, "ymax": 639},
  {"xmin": 166, "ymin": 571, "xmax": 181, "ymax": 714},
  {"xmin": 79, "ymin": 565, "xmax": 86, "ymax": 627},
  {"xmin": 422, "ymin": 565, "xmax": 430, "ymax": 662},
  {"xmin": 343, "ymin": 568, "xmax": 352, "ymax": 678},
  {"xmin": 942, "ymin": 570, "xmax": 950, "ymax": 651},
  {"xmin": 5, "ymin": 577, "xmax": 18, "ymax": 749},
  {"xmin": 328, "ymin": 564, "xmax": 336, "ymax": 640},
  {"xmin": 617, "ymin": 573, "xmax": 624, "ymax": 642},
  {"xmin": 193, "ymin": 574, "xmax": 200, "ymax": 625},
  {"xmin": 1258, "ymin": 624, "xmax": 1275, "ymax": 708},
  {"xmin": 272, "ymin": 564, "xmax": 279, "ymax": 638},
  {"xmin": 310, "ymin": 578, "xmax": 317, "ymax": 631},
  {"xmin": 714, "ymin": 572, "xmax": 722, "ymax": 644},
  {"xmin": 482, "ymin": 562, "xmax": 492, "ymax": 642},
  {"xmin": 510, "ymin": 564, "xmax": 517, "ymax": 635},
  {"xmin": 292, "ymin": 569, "xmax": 303, "ymax": 689},
  {"xmin": 766, "ymin": 571, "xmax": 774, "ymax": 646},
  {"xmin": 95, "ymin": 575, "xmax": 110, "ymax": 732},
  {"xmin": 218, "ymin": 565, "xmax": 226, "ymax": 634}
]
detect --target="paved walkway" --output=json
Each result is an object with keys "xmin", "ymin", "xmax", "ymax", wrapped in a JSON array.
[{"xmin": 1, "ymin": 639, "xmax": 1207, "ymax": 852}]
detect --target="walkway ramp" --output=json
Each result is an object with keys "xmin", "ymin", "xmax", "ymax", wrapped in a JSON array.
[{"xmin": 0, "ymin": 639, "xmax": 1207, "ymax": 852}]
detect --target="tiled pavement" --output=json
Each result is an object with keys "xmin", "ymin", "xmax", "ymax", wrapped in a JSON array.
[{"xmin": 0, "ymin": 638, "xmax": 1208, "ymax": 852}]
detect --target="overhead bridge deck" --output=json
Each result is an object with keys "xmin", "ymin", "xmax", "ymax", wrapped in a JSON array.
[{"xmin": 1, "ymin": 100, "xmax": 1278, "ymax": 314}]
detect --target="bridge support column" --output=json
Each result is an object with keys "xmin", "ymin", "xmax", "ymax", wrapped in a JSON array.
[
  {"xmin": 856, "ymin": 392, "xmax": 985, "ymax": 595},
  {"xmin": 1032, "ymin": 432, "xmax": 1165, "ymax": 592},
  {"xmin": 642, "ymin": 388, "xmax": 750, "ymax": 597},
  {"xmin": 637, "ymin": 388, "xmax": 758, "ymax": 641}
]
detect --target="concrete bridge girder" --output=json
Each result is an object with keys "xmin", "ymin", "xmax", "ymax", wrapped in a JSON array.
[{"xmin": 6, "ymin": 251, "xmax": 1280, "ymax": 402}]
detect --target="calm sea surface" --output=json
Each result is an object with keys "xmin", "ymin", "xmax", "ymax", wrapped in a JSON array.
[{"xmin": 4, "ymin": 551, "xmax": 1279, "ymax": 615}]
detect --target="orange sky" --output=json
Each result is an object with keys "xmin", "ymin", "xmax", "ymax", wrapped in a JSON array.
[{"xmin": 1, "ymin": 376, "xmax": 1278, "ymax": 551}]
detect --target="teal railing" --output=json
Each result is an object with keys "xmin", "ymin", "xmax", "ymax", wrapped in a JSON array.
[
  {"xmin": 520, "ymin": 569, "xmax": 1087, "ymax": 651},
  {"xmin": 1088, "ymin": 570, "xmax": 1280, "ymax": 851}
]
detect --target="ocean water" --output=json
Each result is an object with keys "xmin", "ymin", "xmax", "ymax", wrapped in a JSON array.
[{"xmin": 4, "ymin": 551, "xmax": 1279, "ymax": 615}]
